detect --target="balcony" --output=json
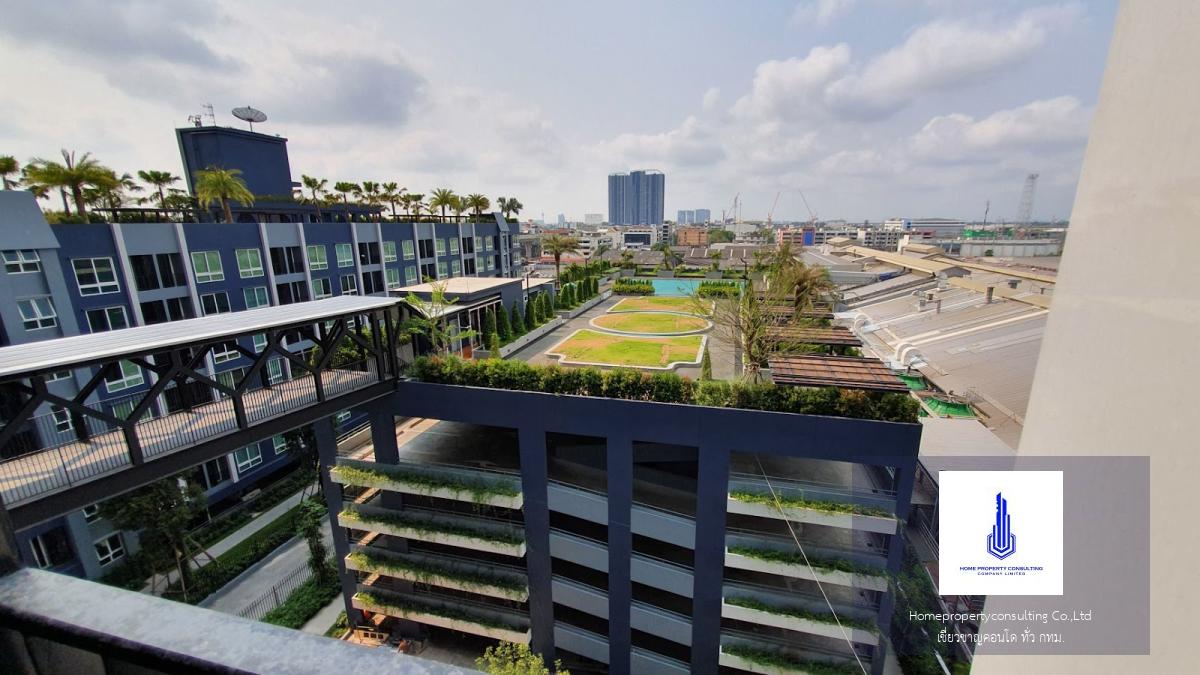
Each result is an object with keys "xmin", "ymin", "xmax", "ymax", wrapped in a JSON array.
[
  {"xmin": 727, "ymin": 473, "xmax": 897, "ymax": 535},
  {"xmin": 353, "ymin": 586, "xmax": 531, "ymax": 644},
  {"xmin": 553, "ymin": 624, "xmax": 691, "ymax": 674},
  {"xmin": 338, "ymin": 504, "xmax": 526, "ymax": 557},
  {"xmin": 721, "ymin": 598, "xmax": 877, "ymax": 645},
  {"xmin": 346, "ymin": 544, "xmax": 528, "ymax": 602},
  {"xmin": 722, "ymin": 579, "xmax": 877, "ymax": 644},
  {"xmin": 724, "ymin": 541, "xmax": 888, "ymax": 592},
  {"xmin": 332, "ymin": 458, "xmax": 523, "ymax": 509},
  {"xmin": 719, "ymin": 630, "xmax": 868, "ymax": 675}
]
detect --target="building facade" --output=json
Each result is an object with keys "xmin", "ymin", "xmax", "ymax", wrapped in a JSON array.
[
  {"xmin": 694, "ymin": 209, "xmax": 711, "ymax": 224},
  {"xmin": 675, "ymin": 226, "xmax": 710, "ymax": 246},
  {"xmin": 608, "ymin": 170, "xmax": 665, "ymax": 226},
  {"xmin": 677, "ymin": 210, "xmax": 695, "ymax": 224}
]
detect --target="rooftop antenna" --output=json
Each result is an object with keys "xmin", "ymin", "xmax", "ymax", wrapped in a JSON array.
[
  {"xmin": 202, "ymin": 102, "xmax": 216, "ymax": 126},
  {"xmin": 231, "ymin": 106, "xmax": 267, "ymax": 132}
]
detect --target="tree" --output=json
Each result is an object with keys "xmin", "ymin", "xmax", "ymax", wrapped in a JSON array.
[
  {"xmin": 655, "ymin": 242, "xmax": 681, "ymax": 270},
  {"xmin": 99, "ymin": 476, "xmax": 209, "ymax": 600},
  {"xmin": 510, "ymin": 302, "xmax": 526, "ymax": 336},
  {"xmin": 429, "ymin": 188, "xmax": 458, "ymax": 221},
  {"xmin": 488, "ymin": 331, "xmax": 501, "ymax": 358},
  {"xmin": 483, "ymin": 308, "xmax": 498, "ymax": 345},
  {"xmin": 700, "ymin": 346, "xmax": 713, "ymax": 381},
  {"xmin": 496, "ymin": 302, "xmax": 513, "ymax": 342},
  {"xmin": 709, "ymin": 229, "xmax": 735, "ymax": 244},
  {"xmin": 589, "ymin": 242, "xmax": 611, "ymax": 266},
  {"xmin": 0, "ymin": 155, "xmax": 18, "ymax": 189},
  {"xmin": 24, "ymin": 149, "xmax": 112, "ymax": 217},
  {"xmin": 193, "ymin": 166, "xmax": 254, "ymax": 223},
  {"xmin": 138, "ymin": 170, "xmax": 180, "ymax": 209},
  {"xmin": 699, "ymin": 286, "xmax": 781, "ymax": 382},
  {"xmin": 772, "ymin": 261, "xmax": 837, "ymax": 316},
  {"xmin": 619, "ymin": 250, "xmax": 635, "ymax": 269},
  {"xmin": 296, "ymin": 499, "xmax": 331, "ymax": 583},
  {"xmin": 401, "ymin": 281, "xmax": 476, "ymax": 355},
  {"xmin": 358, "ymin": 181, "xmax": 382, "ymax": 220},
  {"xmin": 450, "ymin": 194, "xmax": 468, "ymax": 221},
  {"xmin": 333, "ymin": 181, "xmax": 359, "ymax": 220},
  {"xmin": 465, "ymin": 193, "xmax": 490, "ymax": 217},
  {"xmin": 496, "ymin": 196, "xmax": 523, "ymax": 220},
  {"xmin": 300, "ymin": 175, "xmax": 328, "ymax": 221},
  {"xmin": 542, "ymin": 234, "xmax": 581, "ymax": 284},
  {"xmin": 524, "ymin": 298, "xmax": 536, "ymax": 329},
  {"xmin": 86, "ymin": 170, "xmax": 142, "ymax": 210},
  {"xmin": 709, "ymin": 250, "xmax": 722, "ymax": 271},
  {"xmin": 404, "ymin": 192, "xmax": 425, "ymax": 219},
  {"xmin": 476, "ymin": 642, "xmax": 570, "ymax": 675},
  {"xmin": 381, "ymin": 182, "xmax": 404, "ymax": 219}
]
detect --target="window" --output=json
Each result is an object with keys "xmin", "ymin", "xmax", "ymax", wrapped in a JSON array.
[
  {"xmin": 451, "ymin": 259, "xmax": 462, "ymax": 276},
  {"xmin": 130, "ymin": 253, "xmax": 187, "ymax": 291},
  {"xmin": 272, "ymin": 435, "xmax": 289, "ymax": 454},
  {"xmin": 462, "ymin": 237, "xmax": 475, "ymax": 253},
  {"xmin": 404, "ymin": 266, "xmax": 418, "ymax": 285},
  {"xmin": 362, "ymin": 271, "xmax": 385, "ymax": 295},
  {"xmin": 464, "ymin": 258, "xmax": 477, "ymax": 275},
  {"xmin": 236, "ymin": 248, "xmax": 264, "ymax": 278},
  {"xmin": 85, "ymin": 306, "xmax": 129, "ymax": 333},
  {"xmin": 266, "ymin": 358, "xmax": 285, "ymax": 384},
  {"xmin": 46, "ymin": 370, "xmax": 72, "ymax": 382},
  {"xmin": 82, "ymin": 504, "xmax": 101, "ymax": 523},
  {"xmin": 198, "ymin": 457, "xmax": 230, "ymax": 489},
  {"xmin": 438, "ymin": 261, "xmax": 449, "ymax": 278},
  {"xmin": 420, "ymin": 262, "xmax": 437, "ymax": 281},
  {"xmin": 111, "ymin": 400, "xmax": 135, "ymax": 420},
  {"xmin": 383, "ymin": 241, "xmax": 397, "ymax": 262},
  {"xmin": 233, "ymin": 445, "xmax": 263, "ymax": 473},
  {"xmin": 306, "ymin": 244, "xmax": 328, "ymax": 271},
  {"xmin": 486, "ymin": 256, "xmax": 495, "ymax": 271},
  {"xmin": 213, "ymin": 341, "xmax": 240, "ymax": 364},
  {"xmin": 418, "ymin": 239, "xmax": 435, "ymax": 258},
  {"xmin": 358, "ymin": 242, "xmax": 380, "ymax": 265},
  {"xmin": 335, "ymin": 243, "xmax": 354, "ymax": 267},
  {"xmin": 474, "ymin": 236, "xmax": 483, "ymax": 253},
  {"xmin": 140, "ymin": 297, "xmax": 193, "ymax": 324},
  {"xmin": 18, "ymin": 297, "xmax": 57, "ymax": 330},
  {"xmin": 340, "ymin": 274, "xmax": 358, "ymax": 295},
  {"xmin": 94, "ymin": 533, "xmax": 125, "ymax": 566},
  {"xmin": 252, "ymin": 334, "xmax": 268, "ymax": 353},
  {"xmin": 334, "ymin": 410, "xmax": 352, "ymax": 429},
  {"xmin": 31, "ymin": 528, "xmax": 73, "ymax": 568},
  {"xmin": 73, "ymin": 257, "xmax": 120, "ymax": 295},
  {"xmin": 243, "ymin": 286, "xmax": 269, "ymax": 309},
  {"xmin": 215, "ymin": 367, "xmax": 244, "ymax": 394},
  {"xmin": 485, "ymin": 237, "xmax": 495, "ymax": 251},
  {"xmin": 401, "ymin": 240, "xmax": 415, "ymax": 260},
  {"xmin": 105, "ymin": 361, "xmax": 144, "ymax": 393},
  {"xmin": 385, "ymin": 268, "xmax": 400, "ymax": 289},
  {"xmin": 312, "ymin": 277, "xmax": 332, "ymax": 299},
  {"xmin": 190, "ymin": 251, "xmax": 224, "ymax": 283},
  {"xmin": 270, "ymin": 246, "xmax": 305, "ymax": 275},
  {"xmin": 449, "ymin": 238, "xmax": 460, "ymax": 255},
  {"xmin": 51, "ymin": 405, "xmax": 72, "ymax": 432},
  {"xmin": 276, "ymin": 280, "xmax": 309, "ymax": 305},
  {"xmin": 435, "ymin": 238, "xmax": 447, "ymax": 256},
  {"xmin": 3, "ymin": 249, "xmax": 41, "ymax": 273},
  {"xmin": 201, "ymin": 291, "xmax": 231, "ymax": 315}
]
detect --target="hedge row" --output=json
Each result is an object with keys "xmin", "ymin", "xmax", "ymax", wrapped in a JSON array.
[
  {"xmin": 613, "ymin": 279, "xmax": 654, "ymax": 295},
  {"xmin": 409, "ymin": 356, "xmax": 919, "ymax": 423},
  {"xmin": 261, "ymin": 564, "xmax": 340, "ymax": 629},
  {"xmin": 697, "ymin": 280, "xmax": 740, "ymax": 298}
]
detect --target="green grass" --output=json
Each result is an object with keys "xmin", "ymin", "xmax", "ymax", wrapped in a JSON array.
[
  {"xmin": 261, "ymin": 564, "xmax": 340, "ymax": 629},
  {"xmin": 325, "ymin": 611, "xmax": 349, "ymax": 638},
  {"xmin": 330, "ymin": 464, "xmax": 519, "ymax": 504},
  {"xmin": 611, "ymin": 296, "xmax": 709, "ymax": 314},
  {"xmin": 339, "ymin": 508, "xmax": 524, "ymax": 546},
  {"xmin": 347, "ymin": 550, "xmax": 526, "ymax": 594},
  {"xmin": 550, "ymin": 330, "xmax": 703, "ymax": 368},
  {"xmin": 727, "ymin": 545, "xmax": 887, "ymax": 578},
  {"xmin": 592, "ymin": 311, "xmax": 709, "ymax": 334},
  {"xmin": 729, "ymin": 491, "xmax": 892, "ymax": 518}
]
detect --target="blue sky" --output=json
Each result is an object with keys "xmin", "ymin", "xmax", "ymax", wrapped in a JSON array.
[{"xmin": 0, "ymin": 0, "xmax": 1117, "ymax": 222}]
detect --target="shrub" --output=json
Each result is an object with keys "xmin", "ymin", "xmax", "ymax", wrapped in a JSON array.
[
  {"xmin": 700, "ymin": 347, "xmax": 713, "ymax": 381},
  {"xmin": 261, "ymin": 564, "xmax": 340, "ymax": 629},
  {"xmin": 488, "ymin": 331, "xmax": 501, "ymax": 358},
  {"xmin": 482, "ymin": 308, "xmax": 498, "ymax": 344},
  {"xmin": 496, "ymin": 304, "xmax": 512, "ymax": 343},
  {"xmin": 697, "ymin": 280, "xmax": 740, "ymax": 298},
  {"xmin": 510, "ymin": 302, "xmax": 526, "ymax": 335},
  {"xmin": 524, "ymin": 299, "xmax": 536, "ymax": 329},
  {"xmin": 613, "ymin": 279, "xmax": 654, "ymax": 295}
]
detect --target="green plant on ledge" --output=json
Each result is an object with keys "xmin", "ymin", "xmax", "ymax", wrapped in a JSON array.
[
  {"xmin": 339, "ymin": 508, "xmax": 524, "ymax": 547},
  {"xmin": 723, "ymin": 643, "xmax": 861, "ymax": 675},
  {"xmin": 729, "ymin": 491, "xmax": 892, "ymax": 518},
  {"xmin": 726, "ymin": 545, "xmax": 887, "ymax": 578},
  {"xmin": 331, "ymin": 463, "xmax": 519, "ymax": 505},
  {"xmin": 355, "ymin": 591, "xmax": 517, "ymax": 631},
  {"xmin": 346, "ymin": 550, "xmax": 526, "ymax": 594},
  {"xmin": 723, "ymin": 596, "xmax": 876, "ymax": 632}
]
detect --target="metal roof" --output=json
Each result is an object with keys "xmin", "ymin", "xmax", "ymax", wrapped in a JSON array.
[
  {"xmin": 768, "ymin": 355, "xmax": 909, "ymax": 392},
  {"xmin": 0, "ymin": 296, "xmax": 398, "ymax": 379},
  {"xmin": 846, "ymin": 246, "xmax": 966, "ymax": 276},
  {"xmin": 395, "ymin": 277, "xmax": 518, "ymax": 295}
]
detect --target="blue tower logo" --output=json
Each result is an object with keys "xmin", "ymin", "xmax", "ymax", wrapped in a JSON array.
[{"xmin": 986, "ymin": 492, "xmax": 1016, "ymax": 560}]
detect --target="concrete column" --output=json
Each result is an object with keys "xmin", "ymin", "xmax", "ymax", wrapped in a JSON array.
[
  {"xmin": 517, "ymin": 427, "xmax": 554, "ymax": 659},
  {"xmin": 690, "ymin": 443, "xmax": 730, "ymax": 675},
  {"xmin": 314, "ymin": 415, "xmax": 358, "ymax": 628},
  {"xmin": 606, "ymin": 433, "xmax": 633, "ymax": 675}
]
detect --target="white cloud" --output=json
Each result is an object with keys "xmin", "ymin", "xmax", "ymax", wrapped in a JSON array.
[
  {"xmin": 791, "ymin": 0, "xmax": 857, "ymax": 28},
  {"xmin": 731, "ymin": 44, "xmax": 853, "ymax": 122},
  {"xmin": 701, "ymin": 87, "xmax": 722, "ymax": 112},
  {"xmin": 598, "ymin": 116, "xmax": 726, "ymax": 168},
  {"xmin": 910, "ymin": 96, "xmax": 1091, "ymax": 161}
]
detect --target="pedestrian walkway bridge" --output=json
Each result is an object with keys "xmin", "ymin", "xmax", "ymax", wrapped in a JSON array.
[{"xmin": 0, "ymin": 296, "xmax": 401, "ymax": 528}]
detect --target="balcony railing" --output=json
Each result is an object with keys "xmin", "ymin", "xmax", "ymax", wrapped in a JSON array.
[
  {"xmin": 332, "ymin": 458, "xmax": 523, "ymax": 509},
  {"xmin": 353, "ymin": 585, "xmax": 531, "ymax": 644}
]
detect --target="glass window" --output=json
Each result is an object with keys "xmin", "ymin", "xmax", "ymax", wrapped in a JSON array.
[
  {"xmin": 340, "ymin": 274, "xmax": 358, "ymax": 295},
  {"xmin": 270, "ymin": 247, "xmax": 304, "ymax": 275},
  {"xmin": 313, "ymin": 277, "xmax": 332, "ymax": 299},
  {"xmin": 18, "ymin": 297, "xmax": 57, "ymax": 330},
  {"xmin": 31, "ymin": 527, "xmax": 73, "ymax": 568},
  {"xmin": 72, "ymin": 257, "xmax": 120, "ymax": 295},
  {"xmin": 306, "ymin": 244, "xmax": 328, "ymax": 271},
  {"xmin": 85, "ymin": 306, "xmax": 128, "ymax": 333},
  {"xmin": 485, "ymin": 237, "xmax": 494, "ymax": 251},
  {"xmin": 266, "ymin": 358, "xmax": 285, "ymax": 384},
  {"xmin": 386, "ymin": 268, "xmax": 400, "ymax": 289},
  {"xmin": 111, "ymin": 400, "xmax": 135, "ymax": 420},
  {"xmin": 236, "ymin": 248, "xmax": 264, "ymax": 278},
  {"xmin": 383, "ymin": 241, "xmax": 397, "ymax": 262},
  {"xmin": 358, "ymin": 242, "xmax": 380, "ymax": 265},
  {"xmin": 190, "ymin": 251, "xmax": 224, "ymax": 283},
  {"xmin": 276, "ymin": 280, "xmax": 309, "ymax": 305},
  {"xmin": 404, "ymin": 266, "xmax": 417, "ymax": 285},
  {"xmin": 252, "ymin": 333, "xmax": 268, "ymax": 353},
  {"xmin": 199, "ymin": 457, "xmax": 230, "ymax": 489},
  {"xmin": 435, "ymin": 238, "xmax": 447, "ymax": 256},
  {"xmin": 401, "ymin": 240, "xmax": 415, "ymax": 260},
  {"xmin": 451, "ymin": 259, "xmax": 462, "ymax": 276},
  {"xmin": 233, "ymin": 445, "xmax": 263, "ymax": 473},
  {"xmin": 243, "ymin": 286, "xmax": 269, "ymax": 309},
  {"xmin": 362, "ymin": 271, "xmax": 385, "ymax": 295},
  {"xmin": 94, "ymin": 533, "xmax": 125, "ymax": 566},
  {"xmin": 46, "ymin": 370, "xmax": 72, "ymax": 382},
  {"xmin": 486, "ymin": 257, "xmax": 495, "ymax": 271},
  {"xmin": 437, "ymin": 261, "xmax": 448, "ymax": 278},
  {"xmin": 215, "ymin": 368, "xmax": 243, "ymax": 393},
  {"xmin": 335, "ymin": 243, "xmax": 354, "ymax": 267},
  {"xmin": 105, "ymin": 360, "xmax": 144, "ymax": 393},
  {"xmin": 213, "ymin": 341, "xmax": 240, "ymax": 364},
  {"xmin": 272, "ymin": 435, "xmax": 289, "ymax": 454},
  {"xmin": 51, "ymin": 405, "xmax": 72, "ymax": 432},
  {"xmin": 200, "ymin": 291, "xmax": 231, "ymax": 315},
  {"xmin": 3, "ymin": 249, "xmax": 41, "ymax": 273},
  {"xmin": 82, "ymin": 504, "xmax": 101, "ymax": 523},
  {"xmin": 449, "ymin": 238, "xmax": 460, "ymax": 255}
]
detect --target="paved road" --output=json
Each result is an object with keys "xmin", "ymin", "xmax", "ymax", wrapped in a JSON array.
[{"xmin": 199, "ymin": 519, "xmax": 333, "ymax": 614}]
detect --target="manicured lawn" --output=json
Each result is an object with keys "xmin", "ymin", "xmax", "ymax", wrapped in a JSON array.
[
  {"xmin": 548, "ymin": 330, "xmax": 704, "ymax": 368},
  {"xmin": 592, "ymin": 311, "xmax": 709, "ymax": 334},
  {"xmin": 611, "ymin": 296, "xmax": 710, "ymax": 314}
]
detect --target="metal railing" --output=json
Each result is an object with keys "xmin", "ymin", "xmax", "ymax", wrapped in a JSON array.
[
  {"xmin": 728, "ymin": 471, "xmax": 897, "ymax": 515},
  {"xmin": 236, "ymin": 560, "xmax": 319, "ymax": 622}
]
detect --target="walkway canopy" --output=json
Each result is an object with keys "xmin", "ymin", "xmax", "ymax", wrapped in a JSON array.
[{"xmin": 768, "ymin": 355, "xmax": 909, "ymax": 393}]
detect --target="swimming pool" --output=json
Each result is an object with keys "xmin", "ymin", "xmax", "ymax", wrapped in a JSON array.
[{"xmin": 647, "ymin": 277, "xmax": 743, "ymax": 296}]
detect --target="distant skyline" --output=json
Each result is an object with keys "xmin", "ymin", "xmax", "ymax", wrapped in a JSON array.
[{"xmin": 0, "ymin": 1, "xmax": 1116, "ymax": 222}]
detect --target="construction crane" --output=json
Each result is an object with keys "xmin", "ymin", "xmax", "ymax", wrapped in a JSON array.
[
  {"xmin": 798, "ymin": 189, "xmax": 818, "ymax": 226},
  {"xmin": 765, "ymin": 191, "xmax": 781, "ymax": 228},
  {"xmin": 722, "ymin": 193, "xmax": 740, "ymax": 226},
  {"xmin": 1016, "ymin": 173, "xmax": 1038, "ymax": 229}
]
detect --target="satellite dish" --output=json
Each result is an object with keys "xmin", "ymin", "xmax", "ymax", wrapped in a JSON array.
[{"xmin": 231, "ymin": 106, "xmax": 267, "ymax": 131}]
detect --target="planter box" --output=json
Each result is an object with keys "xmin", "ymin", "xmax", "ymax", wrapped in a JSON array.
[
  {"xmin": 721, "ymin": 601, "xmax": 876, "ymax": 644},
  {"xmin": 500, "ymin": 317, "xmax": 565, "ymax": 357},
  {"xmin": 353, "ymin": 594, "xmax": 531, "ymax": 643},
  {"xmin": 726, "ymin": 497, "xmax": 896, "ymax": 535},
  {"xmin": 718, "ymin": 648, "xmax": 818, "ymax": 675},
  {"xmin": 337, "ymin": 511, "xmax": 526, "ymax": 557},
  {"xmin": 345, "ymin": 550, "xmax": 528, "ymax": 602},
  {"xmin": 723, "ymin": 549, "xmax": 888, "ymax": 592},
  {"xmin": 555, "ymin": 290, "xmax": 612, "ymax": 320},
  {"xmin": 331, "ymin": 459, "xmax": 523, "ymax": 509}
]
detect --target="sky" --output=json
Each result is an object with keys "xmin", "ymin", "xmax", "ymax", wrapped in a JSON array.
[{"xmin": 0, "ymin": 0, "xmax": 1118, "ymax": 223}]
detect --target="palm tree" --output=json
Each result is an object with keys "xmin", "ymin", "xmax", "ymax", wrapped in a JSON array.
[
  {"xmin": 406, "ymin": 193, "xmax": 426, "ymax": 219},
  {"xmin": 24, "ymin": 150, "xmax": 111, "ymax": 217},
  {"xmin": 778, "ymin": 263, "xmax": 837, "ymax": 316},
  {"xmin": 620, "ymin": 250, "xmax": 635, "ymax": 269},
  {"xmin": 542, "ymin": 234, "xmax": 581, "ymax": 283},
  {"xmin": 333, "ymin": 182, "xmax": 359, "ymax": 220},
  {"xmin": 87, "ymin": 170, "xmax": 143, "ymax": 211},
  {"xmin": 429, "ymin": 188, "xmax": 457, "ymax": 221},
  {"xmin": 137, "ymin": 170, "xmax": 180, "ymax": 209},
  {"xmin": 589, "ymin": 242, "xmax": 611, "ymax": 265},
  {"xmin": 709, "ymin": 250, "xmax": 722, "ymax": 271},
  {"xmin": 655, "ymin": 242, "xmax": 681, "ymax": 270},
  {"xmin": 0, "ymin": 155, "xmax": 19, "ymax": 189},
  {"xmin": 381, "ymin": 182, "xmax": 404, "ymax": 219},
  {"xmin": 193, "ymin": 167, "xmax": 254, "ymax": 223},
  {"xmin": 300, "ymin": 175, "xmax": 328, "ymax": 221},
  {"xmin": 496, "ymin": 196, "xmax": 523, "ymax": 221},
  {"xmin": 450, "ymin": 195, "xmax": 467, "ymax": 221},
  {"xmin": 465, "ymin": 193, "xmax": 490, "ymax": 218},
  {"xmin": 358, "ymin": 181, "xmax": 382, "ymax": 220}
]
